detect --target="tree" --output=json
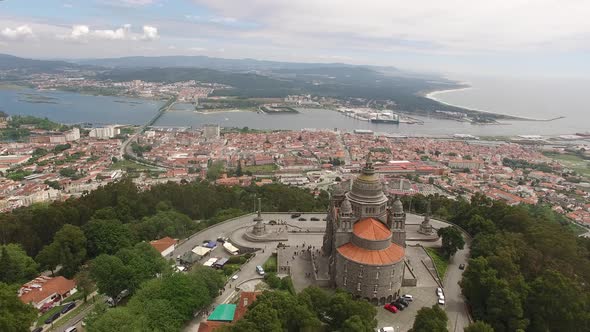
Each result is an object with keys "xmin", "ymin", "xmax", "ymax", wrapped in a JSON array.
[
  {"xmin": 85, "ymin": 307, "xmax": 141, "ymax": 332},
  {"xmin": 0, "ymin": 247, "xmax": 19, "ymax": 284},
  {"xmin": 133, "ymin": 210, "xmax": 195, "ymax": 241},
  {"xmin": 0, "ymin": 282, "xmax": 37, "ymax": 332},
  {"xmin": 90, "ymin": 254, "xmax": 133, "ymax": 300},
  {"xmin": 410, "ymin": 305, "xmax": 448, "ymax": 332},
  {"xmin": 36, "ymin": 224, "xmax": 87, "ymax": 278},
  {"xmin": 525, "ymin": 270, "xmax": 588, "ymax": 332},
  {"xmin": 115, "ymin": 242, "xmax": 169, "ymax": 293},
  {"xmin": 437, "ymin": 226, "xmax": 465, "ymax": 258},
  {"xmin": 326, "ymin": 291, "xmax": 377, "ymax": 331},
  {"xmin": 74, "ymin": 270, "xmax": 94, "ymax": 302},
  {"xmin": 464, "ymin": 321, "xmax": 494, "ymax": 332},
  {"xmin": 83, "ymin": 219, "xmax": 134, "ymax": 257},
  {"xmin": 237, "ymin": 301, "xmax": 282, "ymax": 332},
  {"xmin": 342, "ymin": 315, "xmax": 374, "ymax": 332}
]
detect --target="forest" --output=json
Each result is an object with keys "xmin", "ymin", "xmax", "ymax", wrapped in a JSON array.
[{"xmin": 404, "ymin": 193, "xmax": 590, "ymax": 332}]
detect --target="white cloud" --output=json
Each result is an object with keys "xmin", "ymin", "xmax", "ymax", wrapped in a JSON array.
[
  {"xmin": 141, "ymin": 26, "xmax": 159, "ymax": 41},
  {"xmin": 188, "ymin": 47, "xmax": 206, "ymax": 51},
  {"xmin": 94, "ymin": 24, "xmax": 131, "ymax": 40},
  {"xmin": 58, "ymin": 24, "xmax": 158, "ymax": 42},
  {"xmin": 1, "ymin": 25, "xmax": 34, "ymax": 41}
]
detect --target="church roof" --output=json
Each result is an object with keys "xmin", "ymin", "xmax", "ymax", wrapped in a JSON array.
[
  {"xmin": 337, "ymin": 242, "xmax": 404, "ymax": 265},
  {"xmin": 353, "ymin": 217, "xmax": 390, "ymax": 240}
]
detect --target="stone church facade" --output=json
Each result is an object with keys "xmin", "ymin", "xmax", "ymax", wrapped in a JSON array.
[{"xmin": 322, "ymin": 156, "xmax": 406, "ymax": 305}]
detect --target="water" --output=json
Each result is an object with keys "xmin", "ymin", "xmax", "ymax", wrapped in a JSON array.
[
  {"xmin": 0, "ymin": 88, "xmax": 164, "ymax": 125},
  {"xmin": 1, "ymin": 78, "xmax": 588, "ymax": 136},
  {"xmin": 428, "ymin": 76, "xmax": 590, "ymax": 136}
]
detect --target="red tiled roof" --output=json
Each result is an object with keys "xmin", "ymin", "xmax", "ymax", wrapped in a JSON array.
[
  {"xmin": 353, "ymin": 218, "xmax": 391, "ymax": 240},
  {"xmin": 337, "ymin": 242, "xmax": 404, "ymax": 265},
  {"xmin": 19, "ymin": 276, "xmax": 76, "ymax": 305},
  {"xmin": 234, "ymin": 291, "xmax": 261, "ymax": 321},
  {"xmin": 149, "ymin": 236, "xmax": 177, "ymax": 253},
  {"xmin": 197, "ymin": 321, "xmax": 228, "ymax": 332}
]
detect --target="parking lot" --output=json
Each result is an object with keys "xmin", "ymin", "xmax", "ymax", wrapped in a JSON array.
[{"xmin": 375, "ymin": 286, "xmax": 440, "ymax": 332}]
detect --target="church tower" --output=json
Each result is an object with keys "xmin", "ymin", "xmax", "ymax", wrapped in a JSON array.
[{"xmin": 391, "ymin": 196, "xmax": 406, "ymax": 247}]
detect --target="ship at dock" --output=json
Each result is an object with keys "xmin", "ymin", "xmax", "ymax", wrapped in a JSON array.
[{"xmin": 369, "ymin": 111, "xmax": 400, "ymax": 124}]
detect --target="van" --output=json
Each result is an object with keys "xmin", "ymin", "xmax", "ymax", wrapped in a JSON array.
[
  {"xmin": 65, "ymin": 327, "xmax": 77, "ymax": 332},
  {"xmin": 256, "ymin": 265, "xmax": 265, "ymax": 275}
]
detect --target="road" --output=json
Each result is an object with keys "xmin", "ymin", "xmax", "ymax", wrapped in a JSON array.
[
  {"xmin": 429, "ymin": 218, "xmax": 472, "ymax": 332},
  {"xmin": 118, "ymin": 98, "xmax": 175, "ymax": 160}
]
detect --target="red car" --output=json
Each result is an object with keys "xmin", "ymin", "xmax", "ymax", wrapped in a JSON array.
[{"xmin": 384, "ymin": 303, "xmax": 398, "ymax": 313}]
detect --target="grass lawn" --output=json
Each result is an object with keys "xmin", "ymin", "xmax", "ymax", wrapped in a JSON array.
[
  {"xmin": 425, "ymin": 247, "xmax": 449, "ymax": 279},
  {"xmin": 109, "ymin": 159, "xmax": 158, "ymax": 171},
  {"xmin": 49, "ymin": 300, "xmax": 93, "ymax": 331},
  {"xmin": 37, "ymin": 305, "xmax": 63, "ymax": 327},
  {"xmin": 263, "ymin": 254, "xmax": 278, "ymax": 273},
  {"xmin": 543, "ymin": 152, "xmax": 590, "ymax": 178},
  {"xmin": 243, "ymin": 164, "xmax": 278, "ymax": 174}
]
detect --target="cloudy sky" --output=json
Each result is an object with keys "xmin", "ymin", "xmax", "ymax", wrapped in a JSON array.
[{"xmin": 1, "ymin": 0, "xmax": 589, "ymax": 77}]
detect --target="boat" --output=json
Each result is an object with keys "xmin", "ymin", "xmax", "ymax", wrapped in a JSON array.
[
  {"xmin": 369, "ymin": 112, "xmax": 400, "ymax": 124},
  {"xmin": 575, "ymin": 132, "xmax": 590, "ymax": 137}
]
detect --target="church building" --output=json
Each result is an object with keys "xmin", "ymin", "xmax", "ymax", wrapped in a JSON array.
[{"xmin": 322, "ymin": 155, "xmax": 406, "ymax": 305}]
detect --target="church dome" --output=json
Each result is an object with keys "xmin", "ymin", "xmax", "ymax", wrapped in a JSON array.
[{"xmin": 347, "ymin": 154, "xmax": 388, "ymax": 205}]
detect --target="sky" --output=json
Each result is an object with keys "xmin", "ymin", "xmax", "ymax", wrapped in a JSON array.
[{"xmin": 1, "ymin": 0, "xmax": 590, "ymax": 78}]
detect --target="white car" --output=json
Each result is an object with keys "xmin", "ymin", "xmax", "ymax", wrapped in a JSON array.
[
  {"xmin": 401, "ymin": 294, "xmax": 413, "ymax": 301},
  {"xmin": 436, "ymin": 287, "xmax": 443, "ymax": 297},
  {"xmin": 377, "ymin": 327, "xmax": 395, "ymax": 332},
  {"xmin": 231, "ymin": 274, "xmax": 239, "ymax": 280},
  {"xmin": 438, "ymin": 297, "xmax": 445, "ymax": 305}
]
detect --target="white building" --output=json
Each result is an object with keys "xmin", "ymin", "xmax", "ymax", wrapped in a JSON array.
[
  {"xmin": 203, "ymin": 125, "xmax": 220, "ymax": 139},
  {"xmin": 89, "ymin": 126, "xmax": 120, "ymax": 139}
]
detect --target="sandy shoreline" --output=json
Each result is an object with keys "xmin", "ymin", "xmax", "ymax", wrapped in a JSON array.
[{"xmin": 425, "ymin": 86, "xmax": 561, "ymax": 122}]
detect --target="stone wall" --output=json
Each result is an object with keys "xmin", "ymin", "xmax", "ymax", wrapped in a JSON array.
[{"xmin": 334, "ymin": 252, "xmax": 404, "ymax": 305}]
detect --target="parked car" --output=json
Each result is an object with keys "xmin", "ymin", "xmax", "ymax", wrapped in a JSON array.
[
  {"xmin": 65, "ymin": 327, "xmax": 77, "ymax": 332},
  {"xmin": 231, "ymin": 274, "xmax": 239, "ymax": 280},
  {"xmin": 383, "ymin": 303, "xmax": 398, "ymax": 313},
  {"xmin": 298, "ymin": 217, "xmax": 307, "ymax": 221},
  {"xmin": 397, "ymin": 298, "xmax": 409, "ymax": 306},
  {"xmin": 310, "ymin": 217, "xmax": 320, "ymax": 221},
  {"xmin": 216, "ymin": 236, "xmax": 228, "ymax": 243},
  {"xmin": 256, "ymin": 265, "xmax": 265, "ymax": 275},
  {"xmin": 61, "ymin": 302, "xmax": 76, "ymax": 314},
  {"xmin": 402, "ymin": 294, "xmax": 414, "ymax": 301},
  {"xmin": 393, "ymin": 299, "xmax": 407, "ymax": 308},
  {"xmin": 436, "ymin": 287, "xmax": 444, "ymax": 297},
  {"xmin": 45, "ymin": 311, "xmax": 61, "ymax": 324},
  {"xmin": 459, "ymin": 263, "xmax": 466, "ymax": 270},
  {"xmin": 392, "ymin": 302, "xmax": 404, "ymax": 311},
  {"xmin": 291, "ymin": 213, "xmax": 301, "ymax": 218},
  {"xmin": 438, "ymin": 297, "xmax": 445, "ymax": 305},
  {"xmin": 32, "ymin": 328, "xmax": 43, "ymax": 332},
  {"xmin": 377, "ymin": 327, "xmax": 395, "ymax": 332}
]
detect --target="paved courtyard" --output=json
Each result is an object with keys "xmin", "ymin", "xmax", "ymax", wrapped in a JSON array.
[{"xmin": 176, "ymin": 212, "xmax": 470, "ymax": 332}]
